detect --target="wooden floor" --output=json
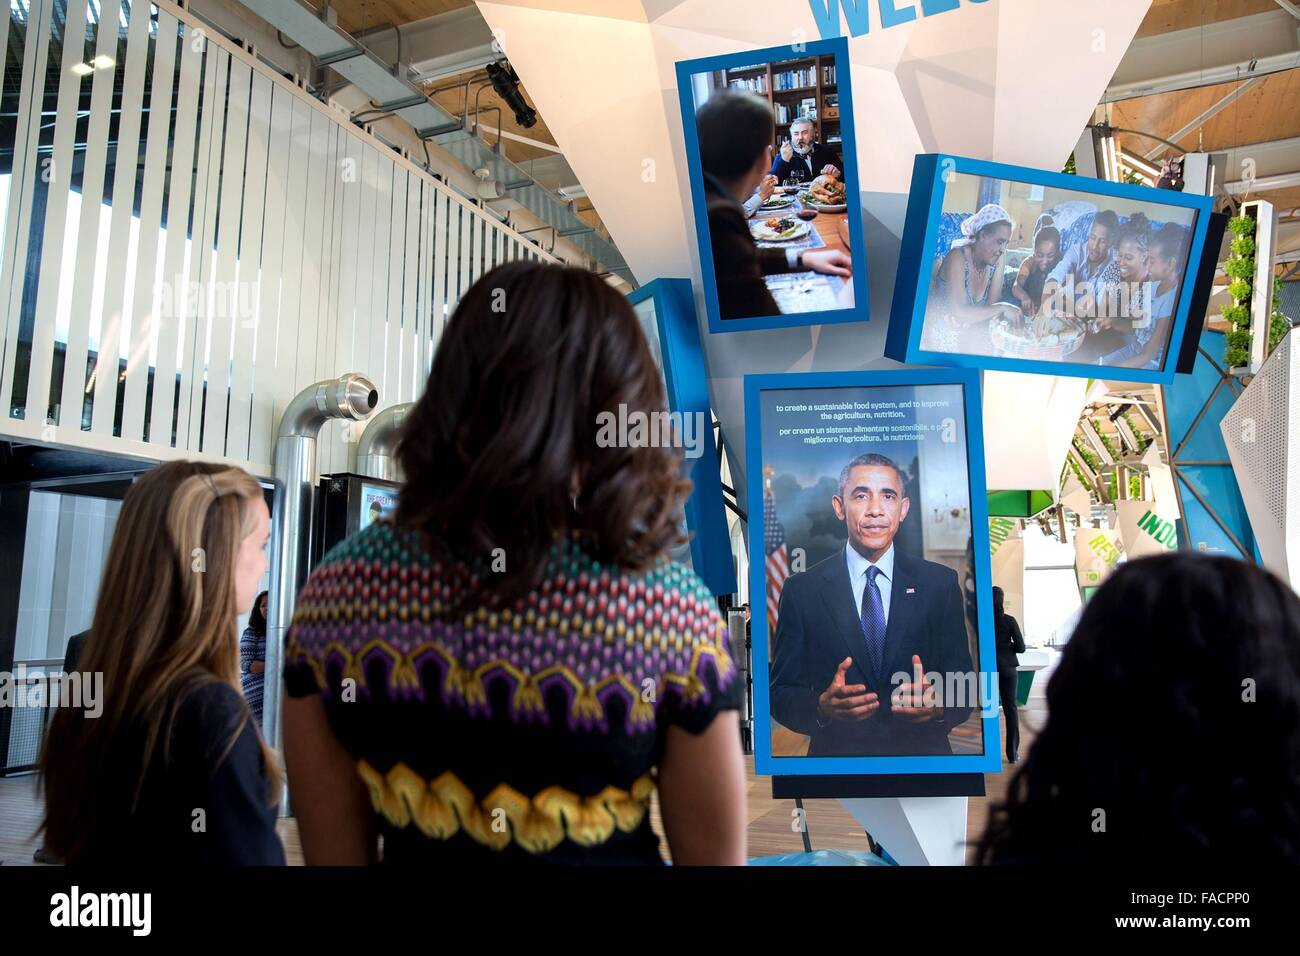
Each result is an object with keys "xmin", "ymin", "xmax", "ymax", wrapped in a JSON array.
[{"xmin": 0, "ymin": 701, "xmax": 1041, "ymax": 866}]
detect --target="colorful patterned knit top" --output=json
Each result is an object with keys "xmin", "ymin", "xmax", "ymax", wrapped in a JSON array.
[{"xmin": 284, "ymin": 519, "xmax": 738, "ymax": 864}]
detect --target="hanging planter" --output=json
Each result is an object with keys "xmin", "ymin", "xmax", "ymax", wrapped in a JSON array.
[
  {"xmin": 1221, "ymin": 214, "xmax": 1256, "ymax": 373},
  {"xmin": 1268, "ymin": 275, "xmax": 1295, "ymax": 356}
]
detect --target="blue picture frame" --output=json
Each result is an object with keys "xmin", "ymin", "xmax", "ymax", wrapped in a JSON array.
[
  {"xmin": 629, "ymin": 278, "xmax": 737, "ymax": 597},
  {"xmin": 745, "ymin": 366, "xmax": 1000, "ymax": 776},
  {"xmin": 674, "ymin": 36, "xmax": 870, "ymax": 334},
  {"xmin": 885, "ymin": 153, "xmax": 1216, "ymax": 384}
]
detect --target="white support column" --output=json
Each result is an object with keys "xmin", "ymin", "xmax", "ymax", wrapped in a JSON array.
[{"xmin": 838, "ymin": 797, "xmax": 969, "ymax": 866}]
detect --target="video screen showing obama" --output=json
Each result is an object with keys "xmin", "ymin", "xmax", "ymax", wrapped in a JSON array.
[{"xmin": 758, "ymin": 382, "xmax": 987, "ymax": 759}]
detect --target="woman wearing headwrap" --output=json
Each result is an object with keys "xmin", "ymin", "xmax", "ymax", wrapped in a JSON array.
[{"xmin": 929, "ymin": 204, "xmax": 1021, "ymax": 352}]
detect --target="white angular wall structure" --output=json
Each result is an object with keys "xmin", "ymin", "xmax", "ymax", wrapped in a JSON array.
[{"xmin": 1221, "ymin": 328, "xmax": 1300, "ymax": 590}]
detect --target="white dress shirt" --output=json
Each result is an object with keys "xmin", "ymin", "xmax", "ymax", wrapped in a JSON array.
[{"xmin": 846, "ymin": 543, "xmax": 894, "ymax": 625}]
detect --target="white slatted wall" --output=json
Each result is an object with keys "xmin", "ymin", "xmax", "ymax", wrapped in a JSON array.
[{"xmin": 0, "ymin": 0, "xmax": 557, "ymax": 475}]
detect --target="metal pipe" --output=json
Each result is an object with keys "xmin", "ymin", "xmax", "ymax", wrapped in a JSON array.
[
  {"xmin": 356, "ymin": 402, "xmax": 412, "ymax": 482},
  {"xmin": 264, "ymin": 373, "xmax": 378, "ymax": 760},
  {"xmin": 475, "ymin": 106, "xmax": 503, "ymax": 151}
]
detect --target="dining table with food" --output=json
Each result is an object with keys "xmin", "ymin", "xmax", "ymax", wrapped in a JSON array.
[{"xmin": 748, "ymin": 174, "xmax": 855, "ymax": 314}]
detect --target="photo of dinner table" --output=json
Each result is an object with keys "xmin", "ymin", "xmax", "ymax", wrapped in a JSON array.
[{"xmin": 747, "ymin": 187, "xmax": 855, "ymax": 314}]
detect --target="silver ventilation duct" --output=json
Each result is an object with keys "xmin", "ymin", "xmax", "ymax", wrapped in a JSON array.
[
  {"xmin": 357, "ymin": 402, "xmax": 413, "ymax": 482},
  {"xmin": 264, "ymin": 373, "xmax": 378, "ymax": 756}
]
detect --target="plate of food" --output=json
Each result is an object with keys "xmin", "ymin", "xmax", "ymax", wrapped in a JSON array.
[
  {"xmin": 756, "ymin": 193, "xmax": 796, "ymax": 212},
  {"xmin": 799, "ymin": 175, "xmax": 848, "ymax": 212},
  {"xmin": 989, "ymin": 310, "xmax": 1085, "ymax": 361},
  {"xmin": 750, "ymin": 216, "xmax": 812, "ymax": 243}
]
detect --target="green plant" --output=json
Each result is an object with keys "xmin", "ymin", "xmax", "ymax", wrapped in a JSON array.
[
  {"xmin": 1064, "ymin": 456, "xmax": 1089, "ymax": 495},
  {"xmin": 1221, "ymin": 213, "xmax": 1257, "ymax": 368},
  {"xmin": 1121, "ymin": 412, "xmax": 1151, "ymax": 452},
  {"xmin": 1063, "ymin": 153, "xmax": 1077, "ymax": 175},
  {"xmin": 1220, "ymin": 303, "xmax": 1248, "ymax": 326},
  {"xmin": 1093, "ymin": 421, "xmax": 1121, "ymax": 461},
  {"xmin": 1269, "ymin": 311, "xmax": 1291, "ymax": 354},
  {"xmin": 1225, "ymin": 345, "xmax": 1251, "ymax": 368},
  {"xmin": 1227, "ymin": 215, "xmax": 1256, "ymax": 237},
  {"xmin": 1266, "ymin": 274, "xmax": 1295, "ymax": 357},
  {"xmin": 1226, "ymin": 328, "xmax": 1252, "ymax": 352},
  {"xmin": 1129, "ymin": 474, "xmax": 1141, "ymax": 498},
  {"xmin": 1224, "ymin": 257, "xmax": 1255, "ymax": 280},
  {"xmin": 1072, "ymin": 437, "xmax": 1101, "ymax": 473}
]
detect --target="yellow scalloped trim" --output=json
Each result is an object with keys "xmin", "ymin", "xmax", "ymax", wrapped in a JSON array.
[
  {"xmin": 356, "ymin": 761, "xmax": 655, "ymax": 853},
  {"xmin": 285, "ymin": 634, "xmax": 734, "ymax": 726}
]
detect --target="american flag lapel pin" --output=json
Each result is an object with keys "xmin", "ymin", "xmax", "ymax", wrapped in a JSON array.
[{"xmin": 906, "ymin": 587, "xmax": 916, "ymax": 594}]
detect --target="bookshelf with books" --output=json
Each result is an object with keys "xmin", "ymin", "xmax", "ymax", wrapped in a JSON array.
[{"xmin": 721, "ymin": 54, "xmax": 841, "ymax": 154}]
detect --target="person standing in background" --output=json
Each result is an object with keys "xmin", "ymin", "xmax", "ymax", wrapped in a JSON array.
[
  {"xmin": 993, "ymin": 586, "xmax": 1026, "ymax": 764},
  {"xmin": 240, "ymin": 591, "xmax": 269, "ymax": 724},
  {"xmin": 40, "ymin": 461, "xmax": 284, "ymax": 865}
]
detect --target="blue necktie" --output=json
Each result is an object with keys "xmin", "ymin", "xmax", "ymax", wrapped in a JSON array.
[{"xmin": 861, "ymin": 565, "xmax": 886, "ymax": 675}]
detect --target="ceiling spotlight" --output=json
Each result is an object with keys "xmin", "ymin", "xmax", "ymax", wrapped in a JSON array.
[
  {"xmin": 71, "ymin": 62, "xmax": 94, "ymax": 76},
  {"xmin": 90, "ymin": 54, "xmax": 115, "ymax": 70},
  {"xmin": 486, "ymin": 60, "xmax": 537, "ymax": 129}
]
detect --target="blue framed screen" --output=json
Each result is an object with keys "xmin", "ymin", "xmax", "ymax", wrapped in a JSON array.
[
  {"xmin": 886, "ymin": 154, "xmax": 1215, "ymax": 384},
  {"xmin": 745, "ymin": 367, "xmax": 999, "ymax": 776},
  {"xmin": 675, "ymin": 37, "xmax": 870, "ymax": 333},
  {"xmin": 629, "ymin": 278, "xmax": 736, "ymax": 597}
]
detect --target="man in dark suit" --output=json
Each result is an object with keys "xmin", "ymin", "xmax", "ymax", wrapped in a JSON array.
[
  {"xmin": 62, "ymin": 630, "xmax": 89, "ymax": 674},
  {"xmin": 770, "ymin": 453, "xmax": 974, "ymax": 757},
  {"xmin": 769, "ymin": 116, "xmax": 842, "ymax": 185},
  {"xmin": 696, "ymin": 91, "xmax": 851, "ymax": 319}
]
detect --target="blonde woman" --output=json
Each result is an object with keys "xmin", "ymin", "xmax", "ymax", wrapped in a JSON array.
[{"xmin": 40, "ymin": 461, "xmax": 284, "ymax": 865}]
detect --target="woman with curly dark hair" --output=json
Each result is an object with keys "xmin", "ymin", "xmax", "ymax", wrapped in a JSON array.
[
  {"xmin": 281, "ymin": 261, "xmax": 746, "ymax": 865},
  {"xmin": 976, "ymin": 553, "xmax": 1300, "ymax": 865}
]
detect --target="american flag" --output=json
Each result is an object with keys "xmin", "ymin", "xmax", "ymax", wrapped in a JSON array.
[{"xmin": 764, "ymin": 478, "xmax": 789, "ymax": 634}]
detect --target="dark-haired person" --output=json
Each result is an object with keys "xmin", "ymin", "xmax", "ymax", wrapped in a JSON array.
[
  {"xmin": 976, "ymin": 554, "xmax": 1300, "ymax": 865},
  {"xmin": 769, "ymin": 116, "xmax": 842, "ymax": 185},
  {"xmin": 1087, "ymin": 213, "xmax": 1155, "ymax": 364},
  {"xmin": 930, "ymin": 204, "xmax": 1020, "ymax": 353},
  {"xmin": 281, "ymin": 261, "xmax": 746, "ymax": 865},
  {"xmin": 1042, "ymin": 209, "xmax": 1118, "ymax": 315},
  {"xmin": 696, "ymin": 90, "xmax": 851, "ymax": 319},
  {"xmin": 769, "ymin": 453, "xmax": 973, "ymax": 757},
  {"xmin": 240, "ymin": 590, "xmax": 269, "ymax": 724},
  {"xmin": 40, "ymin": 462, "xmax": 284, "ymax": 865},
  {"xmin": 992, "ymin": 586, "xmax": 1025, "ymax": 764},
  {"xmin": 1098, "ymin": 223, "xmax": 1183, "ymax": 369},
  {"xmin": 32, "ymin": 629, "xmax": 92, "ymax": 863},
  {"xmin": 1011, "ymin": 216, "xmax": 1061, "ymax": 316}
]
